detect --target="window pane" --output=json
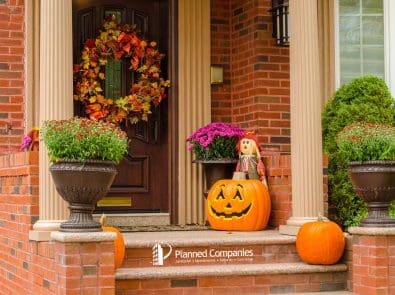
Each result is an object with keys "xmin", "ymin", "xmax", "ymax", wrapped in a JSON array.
[
  {"xmin": 105, "ymin": 60, "xmax": 122, "ymax": 99},
  {"xmin": 339, "ymin": 0, "xmax": 360, "ymax": 15},
  {"xmin": 104, "ymin": 10, "xmax": 122, "ymax": 23},
  {"xmin": 339, "ymin": 16, "xmax": 360, "ymax": 45},
  {"xmin": 340, "ymin": 46, "xmax": 361, "ymax": 77},
  {"xmin": 362, "ymin": 16, "xmax": 384, "ymax": 44},
  {"xmin": 362, "ymin": 46, "xmax": 385, "ymax": 76},
  {"xmin": 362, "ymin": 0, "xmax": 383, "ymax": 14},
  {"xmin": 338, "ymin": 0, "xmax": 385, "ymax": 86}
]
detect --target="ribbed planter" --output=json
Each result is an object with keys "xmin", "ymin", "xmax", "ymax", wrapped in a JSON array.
[
  {"xmin": 348, "ymin": 160, "xmax": 395, "ymax": 227},
  {"xmin": 50, "ymin": 160, "xmax": 118, "ymax": 232},
  {"xmin": 193, "ymin": 159, "xmax": 237, "ymax": 198}
]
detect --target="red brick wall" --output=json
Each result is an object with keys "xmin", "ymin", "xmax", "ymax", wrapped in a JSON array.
[
  {"xmin": 211, "ymin": 0, "xmax": 232, "ymax": 123},
  {"xmin": 352, "ymin": 234, "xmax": 395, "ymax": 295},
  {"xmin": 53, "ymin": 239, "xmax": 116, "ymax": 294},
  {"xmin": 264, "ymin": 154, "xmax": 291, "ymax": 228},
  {"xmin": 0, "ymin": 0, "xmax": 25, "ymax": 155},
  {"xmin": 0, "ymin": 152, "xmax": 116, "ymax": 294},
  {"xmin": 0, "ymin": 152, "xmax": 53, "ymax": 294},
  {"xmin": 211, "ymin": 0, "xmax": 290, "ymax": 153}
]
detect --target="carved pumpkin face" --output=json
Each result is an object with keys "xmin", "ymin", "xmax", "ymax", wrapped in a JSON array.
[{"xmin": 207, "ymin": 179, "xmax": 271, "ymax": 231}]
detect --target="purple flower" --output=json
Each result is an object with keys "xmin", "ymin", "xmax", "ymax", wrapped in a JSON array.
[
  {"xmin": 187, "ymin": 122, "xmax": 244, "ymax": 146},
  {"xmin": 186, "ymin": 122, "xmax": 245, "ymax": 159},
  {"xmin": 21, "ymin": 135, "xmax": 32, "ymax": 151}
]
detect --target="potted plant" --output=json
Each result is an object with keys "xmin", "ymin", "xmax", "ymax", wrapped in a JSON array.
[
  {"xmin": 41, "ymin": 117, "xmax": 128, "ymax": 232},
  {"xmin": 336, "ymin": 122, "xmax": 395, "ymax": 227},
  {"xmin": 186, "ymin": 122, "xmax": 244, "ymax": 197},
  {"xmin": 322, "ymin": 75, "xmax": 394, "ymax": 227}
]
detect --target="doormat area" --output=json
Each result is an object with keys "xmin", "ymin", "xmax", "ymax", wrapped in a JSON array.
[{"xmin": 118, "ymin": 224, "xmax": 211, "ymax": 232}]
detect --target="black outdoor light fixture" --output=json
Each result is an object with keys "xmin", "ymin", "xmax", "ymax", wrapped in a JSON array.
[{"xmin": 270, "ymin": 0, "xmax": 290, "ymax": 46}]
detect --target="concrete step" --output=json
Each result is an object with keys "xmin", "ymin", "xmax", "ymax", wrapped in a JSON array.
[
  {"xmin": 115, "ymin": 262, "xmax": 348, "ymax": 294},
  {"xmin": 122, "ymin": 229, "xmax": 301, "ymax": 268}
]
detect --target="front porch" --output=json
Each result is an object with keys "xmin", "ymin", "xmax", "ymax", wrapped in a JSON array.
[
  {"xmin": 1, "ymin": 0, "xmax": 395, "ymax": 294},
  {"xmin": 2, "ymin": 150, "xmax": 392, "ymax": 295}
]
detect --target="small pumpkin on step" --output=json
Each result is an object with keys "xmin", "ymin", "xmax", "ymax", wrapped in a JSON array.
[
  {"xmin": 296, "ymin": 215, "xmax": 345, "ymax": 265},
  {"xmin": 100, "ymin": 214, "xmax": 125, "ymax": 269}
]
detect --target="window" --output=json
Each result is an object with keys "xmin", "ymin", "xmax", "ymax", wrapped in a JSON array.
[{"xmin": 336, "ymin": 0, "xmax": 395, "ymax": 95}]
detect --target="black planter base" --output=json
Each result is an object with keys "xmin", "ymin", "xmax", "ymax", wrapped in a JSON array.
[
  {"xmin": 193, "ymin": 159, "xmax": 237, "ymax": 199},
  {"xmin": 348, "ymin": 161, "xmax": 395, "ymax": 228},
  {"xmin": 360, "ymin": 202, "xmax": 395, "ymax": 228},
  {"xmin": 60, "ymin": 203, "xmax": 102, "ymax": 232},
  {"xmin": 50, "ymin": 160, "xmax": 117, "ymax": 233}
]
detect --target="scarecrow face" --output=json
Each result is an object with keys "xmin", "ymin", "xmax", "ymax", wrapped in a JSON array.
[{"xmin": 240, "ymin": 138, "xmax": 255, "ymax": 155}]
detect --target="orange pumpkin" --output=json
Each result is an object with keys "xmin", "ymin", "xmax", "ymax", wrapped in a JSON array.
[
  {"xmin": 207, "ymin": 179, "xmax": 271, "ymax": 231},
  {"xmin": 296, "ymin": 217, "xmax": 345, "ymax": 265},
  {"xmin": 100, "ymin": 214, "xmax": 125, "ymax": 269}
]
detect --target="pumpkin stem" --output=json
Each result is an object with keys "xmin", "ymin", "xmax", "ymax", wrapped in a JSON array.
[
  {"xmin": 317, "ymin": 213, "xmax": 324, "ymax": 221},
  {"xmin": 99, "ymin": 214, "xmax": 106, "ymax": 226}
]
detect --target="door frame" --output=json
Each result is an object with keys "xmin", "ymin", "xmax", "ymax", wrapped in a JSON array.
[
  {"xmin": 168, "ymin": 0, "xmax": 179, "ymax": 224},
  {"xmin": 27, "ymin": 0, "xmax": 180, "ymax": 223}
]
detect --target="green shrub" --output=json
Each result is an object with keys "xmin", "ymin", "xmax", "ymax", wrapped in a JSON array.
[
  {"xmin": 41, "ymin": 117, "xmax": 128, "ymax": 164},
  {"xmin": 322, "ymin": 76, "xmax": 395, "ymax": 227}
]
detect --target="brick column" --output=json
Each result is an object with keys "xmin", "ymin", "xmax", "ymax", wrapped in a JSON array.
[
  {"xmin": 349, "ymin": 227, "xmax": 395, "ymax": 295},
  {"xmin": 279, "ymin": 0, "xmax": 324, "ymax": 236},
  {"xmin": 29, "ymin": 0, "xmax": 73, "ymax": 241},
  {"xmin": 51, "ymin": 231, "xmax": 117, "ymax": 294}
]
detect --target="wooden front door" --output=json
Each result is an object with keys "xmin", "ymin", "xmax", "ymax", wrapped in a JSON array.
[{"xmin": 73, "ymin": 0, "xmax": 171, "ymax": 213}]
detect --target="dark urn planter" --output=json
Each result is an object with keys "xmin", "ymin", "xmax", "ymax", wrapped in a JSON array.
[
  {"xmin": 348, "ymin": 160, "xmax": 395, "ymax": 227},
  {"xmin": 193, "ymin": 159, "xmax": 237, "ymax": 198},
  {"xmin": 50, "ymin": 160, "xmax": 118, "ymax": 232}
]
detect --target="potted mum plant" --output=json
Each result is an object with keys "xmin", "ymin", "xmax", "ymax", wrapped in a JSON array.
[
  {"xmin": 41, "ymin": 117, "xmax": 128, "ymax": 232},
  {"xmin": 336, "ymin": 122, "xmax": 395, "ymax": 227},
  {"xmin": 186, "ymin": 122, "xmax": 244, "ymax": 197}
]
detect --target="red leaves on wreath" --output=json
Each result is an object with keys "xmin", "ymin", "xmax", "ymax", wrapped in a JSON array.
[
  {"xmin": 131, "ymin": 57, "xmax": 139, "ymax": 70},
  {"xmin": 130, "ymin": 36, "xmax": 139, "ymax": 46},
  {"xmin": 118, "ymin": 32, "xmax": 126, "ymax": 42},
  {"xmin": 73, "ymin": 64, "xmax": 80, "ymax": 73},
  {"xmin": 123, "ymin": 43, "xmax": 131, "ymax": 54},
  {"xmin": 85, "ymin": 39, "xmax": 96, "ymax": 49},
  {"xmin": 90, "ymin": 111, "xmax": 107, "ymax": 120},
  {"xmin": 114, "ymin": 50, "xmax": 124, "ymax": 60}
]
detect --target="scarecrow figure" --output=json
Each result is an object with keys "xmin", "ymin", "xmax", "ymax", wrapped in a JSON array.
[{"xmin": 235, "ymin": 131, "xmax": 268, "ymax": 187}]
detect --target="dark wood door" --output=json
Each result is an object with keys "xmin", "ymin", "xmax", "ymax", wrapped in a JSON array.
[{"xmin": 73, "ymin": 0, "xmax": 170, "ymax": 213}]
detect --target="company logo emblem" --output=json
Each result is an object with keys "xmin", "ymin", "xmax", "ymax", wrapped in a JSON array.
[{"xmin": 152, "ymin": 242, "xmax": 172, "ymax": 266}]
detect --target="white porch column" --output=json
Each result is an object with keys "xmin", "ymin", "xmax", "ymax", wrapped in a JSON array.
[
  {"xmin": 178, "ymin": 0, "xmax": 211, "ymax": 224},
  {"xmin": 279, "ymin": 0, "xmax": 324, "ymax": 236},
  {"xmin": 29, "ymin": 0, "xmax": 73, "ymax": 241}
]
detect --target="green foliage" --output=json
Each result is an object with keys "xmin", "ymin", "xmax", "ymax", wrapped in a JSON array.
[
  {"xmin": 41, "ymin": 117, "xmax": 128, "ymax": 164},
  {"xmin": 322, "ymin": 76, "xmax": 395, "ymax": 227},
  {"xmin": 336, "ymin": 122, "xmax": 395, "ymax": 162},
  {"xmin": 190, "ymin": 137, "xmax": 240, "ymax": 160}
]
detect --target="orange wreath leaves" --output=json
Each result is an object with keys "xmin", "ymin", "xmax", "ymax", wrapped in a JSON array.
[{"xmin": 73, "ymin": 17, "xmax": 170, "ymax": 124}]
